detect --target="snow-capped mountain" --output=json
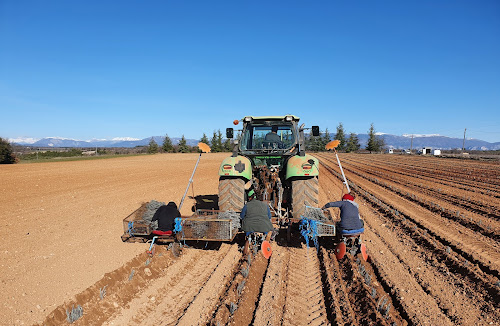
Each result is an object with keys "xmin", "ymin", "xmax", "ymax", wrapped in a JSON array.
[
  {"xmin": 10, "ymin": 136, "xmax": 200, "ymax": 148},
  {"xmin": 9, "ymin": 134, "xmax": 500, "ymax": 150},
  {"xmin": 353, "ymin": 134, "xmax": 500, "ymax": 150}
]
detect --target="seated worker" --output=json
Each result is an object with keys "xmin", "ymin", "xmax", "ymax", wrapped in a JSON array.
[
  {"xmin": 322, "ymin": 193, "xmax": 364, "ymax": 233},
  {"xmin": 265, "ymin": 125, "xmax": 281, "ymax": 143},
  {"xmin": 240, "ymin": 190, "xmax": 274, "ymax": 255},
  {"xmin": 151, "ymin": 201, "xmax": 180, "ymax": 236}
]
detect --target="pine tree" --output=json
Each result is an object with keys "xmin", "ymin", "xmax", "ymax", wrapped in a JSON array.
[
  {"xmin": 223, "ymin": 138, "xmax": 232, "ymax": 152},
  {"xmin": 335, "ymin": 123, "xmax": 346, "ymax": 151},
  {"xmin": 346, "ymin": 133, "xmax": 361, "ymax": 152},
  {"xmin": 178, "ymin": 135, "xmax": 189, "ymax": 153},
  {"xmin": 148, "ymin": 138, "xmax": 159, "ymax": 154},
  {"xmin": 322, "ymin": 128, "xmax": 331, "ymax": 151},
  {"xmin": 200, "ymin": 133, "xmax": 210, "ymax": 146},
  {"xmin": 308, "ymin": 132, "xmax": 322, "ymax": 152},
  {"xmin": 0, "ymin": 137, "xmax": 16, "ymax": 164},
  {"xmin": 217, "ymin": 130, "xmax": 223, "ymax": 151},
  {"xmin": 305, "ymin": 133, "xmax": 317, "ymax": 151},
  {"xmin": 211, "ymin": 129, "xmax": 223, "ymax": 152},
  {"xmin": 366, "ymin": 124, "xmax": 377, "ymax": 152},
  {"xmin": 366, "ymin": 123, "xmax": 384, "ymax": 152},
  {"xmin": 162, "ymin": 134, "xmax": 174, "ymax": 153},
  {"xmin": 210, "ymin": 131, "xmax": 217, "ymax": 152},
  {"xmin": 376, "ymin": 136, "xmax": 386, "ymax": 152}
]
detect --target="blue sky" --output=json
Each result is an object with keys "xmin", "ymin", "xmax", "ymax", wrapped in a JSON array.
[{"xmin": 1, "ymin": 1, "xmax": 499, "ymax": 143}]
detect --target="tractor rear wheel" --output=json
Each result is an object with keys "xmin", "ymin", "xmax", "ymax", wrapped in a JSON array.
[
  {"xmin": 291, "ymin": 177, "xmax": 319, "ymax": 219},
  {"xmin": 218, "ymin": 178, "xmax": 245, "ymax": 212}
]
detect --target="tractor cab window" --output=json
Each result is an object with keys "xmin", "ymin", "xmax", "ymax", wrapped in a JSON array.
[{"xmin": 241, "ymin": 124, "xmax": 295, "ymax": 150}]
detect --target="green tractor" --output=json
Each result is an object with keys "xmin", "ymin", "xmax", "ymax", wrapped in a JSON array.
[{"xmin": 218, "ymin": 115, "xmax": 320, "ymax": 226}]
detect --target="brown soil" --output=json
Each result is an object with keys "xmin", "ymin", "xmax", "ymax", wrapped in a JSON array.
[{"xmin": 1, "ymin": 153, "xmax": 498, "ymax": 325}]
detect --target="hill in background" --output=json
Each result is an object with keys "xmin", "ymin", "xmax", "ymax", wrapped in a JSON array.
[{"xmin": 10, "ymin": 134, "xmax": 500, "ymax": 151}]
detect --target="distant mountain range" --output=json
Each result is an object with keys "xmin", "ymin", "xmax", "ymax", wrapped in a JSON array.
[
  {"xmin": 10, "ymin": 136, "xmax": 199, "ymax": 148},
  {"xmin": 9, "ymin": 134, "xmax": 500, "ymax": 150},
  {"xmin": 354, "ymin": 134, "xmax": 500, "ymax": 151}
]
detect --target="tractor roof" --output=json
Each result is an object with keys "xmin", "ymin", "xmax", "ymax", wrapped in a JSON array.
[{"xmin": 242, "ymin": 115, "xmax": 300, "ymax": 122}]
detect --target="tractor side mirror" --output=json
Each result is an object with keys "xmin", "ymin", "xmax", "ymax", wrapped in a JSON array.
[
  {"xmin": 312, "ymin": 126, "xmax": 320, "ymax": 136},
  {"xmin": 226, "ymin": 128, "xmax": 234, "ymax": 139}
]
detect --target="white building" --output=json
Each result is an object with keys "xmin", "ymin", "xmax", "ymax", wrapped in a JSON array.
[{"xmin": 421, "ymin": 147, "xmax": 432, "ymax": 155}]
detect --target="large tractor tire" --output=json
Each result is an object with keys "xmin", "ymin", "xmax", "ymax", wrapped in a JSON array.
[
  {"xmin": 218, "ymin": 178, "xmax": 245, "ymax": 212},
  {"xmin": 291, "ymin": 177, "xmax": 319, "ymax": 219}
]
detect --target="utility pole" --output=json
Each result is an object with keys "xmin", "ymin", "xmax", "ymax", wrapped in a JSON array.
[
  {"xmin": 462, "ymin": 128, "xmax": 467, "ymax": 153},
  {"xmin": 410, "ymin": 135, "xmax": 413, "ymax": 154}
]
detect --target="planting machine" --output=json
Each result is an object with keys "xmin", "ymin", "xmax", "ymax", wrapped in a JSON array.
[
  {"xmin": 121, "ymin": 116, "xmax": 366, "ymax": 260},
  {"xmin": 219, "ymin": 115, "xmax": 335, "ymax": 239}
]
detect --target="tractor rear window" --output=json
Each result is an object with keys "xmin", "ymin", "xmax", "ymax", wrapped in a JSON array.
[{"xmin": 241, "ymin": 125, "xmax": 295, "ymax": 150}]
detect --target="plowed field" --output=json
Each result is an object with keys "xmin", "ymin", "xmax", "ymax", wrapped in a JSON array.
[{"xmin": 1, "ymin": 153, "xmax": 498, "ymax": 325}]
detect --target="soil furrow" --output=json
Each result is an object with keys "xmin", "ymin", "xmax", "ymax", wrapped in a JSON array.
[
  {"xmin": 176, "ymin": 244, "xmax": 241, "ymax": 326},
  {"xmin": 318, "ymin": 156, "xmax": 500, "ymax": 275},
  {"xmin": 317, "ymin": 154, "xmax": 499, "ymax": 325},
  {"xmin": 103, "ymin": 245, "xmax": 232, "ymax": 325},
  {"xmin": 343, "ymin": 156, "xmax": 500, "ymax": 220},
  {"xmin": 281, "ymin": 246, "xmax": 330, "ymax": 326}
]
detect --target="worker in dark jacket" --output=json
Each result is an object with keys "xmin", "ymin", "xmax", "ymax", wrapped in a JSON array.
[
  {"xmin": 322, "ymin": 193, "xmax": 364, "ymax": 232},
  {"xmin": 265, "ymin": 125, "xmax": 281, "ymax": 142},
  {"xmin": 151, "ymin": 202, "xmax": 180, "ymax": 235},
  {"xmin": 240, "ymin": 189, "xmax": 274, "ymax": 254}
]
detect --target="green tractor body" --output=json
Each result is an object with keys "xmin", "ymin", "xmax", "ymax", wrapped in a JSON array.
[{"xmin": 218, "ymin": 115, "xmax": 320, "ymax": 224}]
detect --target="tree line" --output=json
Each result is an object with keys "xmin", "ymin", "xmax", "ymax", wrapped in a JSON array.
[
  {"xmin": 148, "ymin": 129, "xmax": 233, "ymax": 154},
  {"xmin": 150, "ymin": 123, "xmax": 386, "ymax": 154},
  {"xmin": 0, "ymin": 123, "xmax": 385, "ymax": 164},
  {"xmin": 306, "ymin": 123, "xmax": 385, "ymax": 153}
]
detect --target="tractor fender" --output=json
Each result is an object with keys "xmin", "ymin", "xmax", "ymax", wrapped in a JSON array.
[
  {"xmin": 218, "ymin": 155, "xmax": 252, "ymax": 180},
  {"xmin": 285, "ymin": 154, "xmax": 319, "ymax": 179}
]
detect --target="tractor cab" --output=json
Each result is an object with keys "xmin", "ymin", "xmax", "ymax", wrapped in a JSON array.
[
  {"xmin": 240, "ymin": 122, "xmax": 296, "ymax": 152},
  {"xmin": 226, "ymin": 115, "xmax": 305, "ymax": 169}
]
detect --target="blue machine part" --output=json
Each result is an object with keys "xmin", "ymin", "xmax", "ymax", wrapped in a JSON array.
[
  {"xmin": 299, "ymin": 218, "xmax": 320, "ymax": 249},
  {"xmin": 127, "ymin": 221, "xmax": 135, "ymax": 236},
  {"xmin": 174, "ymin": 218, "xmax": 183, "ymax": 232}
]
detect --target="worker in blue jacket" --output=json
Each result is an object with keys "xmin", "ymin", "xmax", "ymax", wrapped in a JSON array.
[{"xmin": 322, "ymin": 193, "xmax": 364, "ymax": 232}]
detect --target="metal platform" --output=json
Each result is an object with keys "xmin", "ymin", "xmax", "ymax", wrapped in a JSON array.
[
  {"xmin": 175, "ymin": 210, "xmax": 240, "ymax": 241},
  {"xmin": 122, "ymin": 207, "xmax": 152, "ymax": 238}
]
